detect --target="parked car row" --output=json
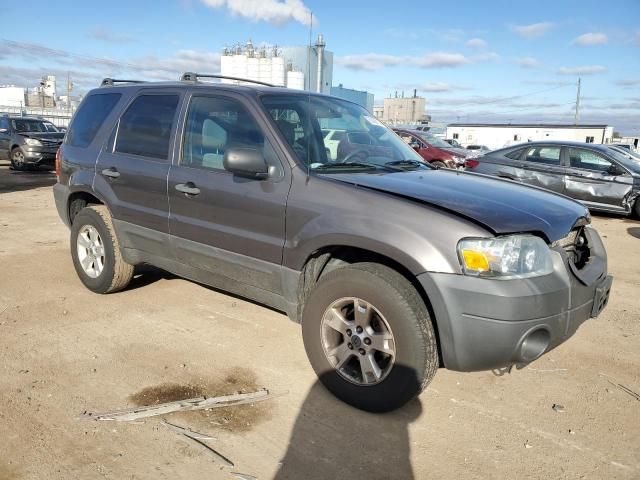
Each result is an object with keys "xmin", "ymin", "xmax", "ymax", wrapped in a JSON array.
[
  {"xmin": 0, "ymin": 115, "xmax": 64, "ymax": 170},
  {"xmin": 465, "ymin": 141, "xmax": 640, "ymax": 217}
]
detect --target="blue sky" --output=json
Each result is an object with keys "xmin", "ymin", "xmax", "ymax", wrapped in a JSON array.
[{"xmin": 1, "ymin": 0, "xmax": 639, "ymax": 133}]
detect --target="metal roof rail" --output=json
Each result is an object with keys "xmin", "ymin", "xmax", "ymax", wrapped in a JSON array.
[
  {"xmin": 101, "ymin": 78, "xmax": 146, "ymax": 87},
  {"xmin": 181, "ymin": 72, "xmax": 275, "ymax": 87}
]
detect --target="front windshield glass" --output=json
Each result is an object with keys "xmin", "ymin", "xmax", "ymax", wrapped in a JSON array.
[
  {"xmin": 261, "ymin": 94, "xmax": 427, "ymax": 173},
  {"xmin": 10, "ymin": 119, "xmax": 56, "ymax": 133},
  {"xmin": 415, "ymin": 132, "xmax": 453, "ymax": 149},
  {"xmin": 609, "ymin": 148, "xmax": 640, "ymax": 174}
]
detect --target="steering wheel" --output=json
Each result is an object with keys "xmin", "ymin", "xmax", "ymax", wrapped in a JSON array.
[{"xmin": 341, "ymin": 149, "xmax": 370, "ymax": 163}]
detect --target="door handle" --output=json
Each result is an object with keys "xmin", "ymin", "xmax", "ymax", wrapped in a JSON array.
[
  {"xmin": 175, "ymin": 182, "xmax": 201, "ymax": 196},
  {"xmin": 101, "ymin": 167, "xmax": 120, "ymax": 179}
]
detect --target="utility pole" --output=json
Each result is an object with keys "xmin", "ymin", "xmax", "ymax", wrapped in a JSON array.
[
  {"xmin": 574, "ymin": 77, "xmax": 581, "ymax": 125},
  {"xmin": 67, "ymin": 72, "xmax": 72, "ymax": 114}
]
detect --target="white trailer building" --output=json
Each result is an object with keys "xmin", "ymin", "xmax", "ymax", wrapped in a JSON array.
[{"xmin": 446, "ymin": 123, "xmax": 614, "ymax": 150}]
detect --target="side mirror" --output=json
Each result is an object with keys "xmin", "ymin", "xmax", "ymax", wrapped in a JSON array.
[
  {"xmin": 607, "ymin": 164, "xmax": 624, "ymax": 176},
  {"xmin": 223, "ymin": 147, "xmax": 269, "ymax": 180}
]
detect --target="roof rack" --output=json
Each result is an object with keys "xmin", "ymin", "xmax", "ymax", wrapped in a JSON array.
[
  {"xmin": 101, "ymin": 78, "xmax": 146, "ymax": 87},
  {"xmin": 181, "ymin": 72, "xmax": 275, "ymax": 87}
]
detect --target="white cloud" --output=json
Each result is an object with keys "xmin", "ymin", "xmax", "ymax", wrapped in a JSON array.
[
  {"xmin": 418, "ymin": 82, "xmax": 467, "ymax": 93},
  {"xmin": 89, "ymin": 26, "xmax": 134, "ymax": 44},
  {"xmin": 336, "ymin": 50, "xmax": 499, "ymax": 72},
  {"xmin": 514, "ymin": 57, "xmax": 540, "ymax": 68},
  {"xmin": 510, "ymin": 22, "xmax": 554, "ymax": 39},
  {"xmin": 414, "ymin": 52, "xmax": 471, "ymax": 68},
  {"xmin": 616, "ymin": 78, "xmax": 640, "ymax": 87},
  {"xmin": 572, "ymin": 32, "xmax": 608, "ymax": 46},
  {"xmin": 557, "ymin": 65, "xmax": 607, "ymax": 75},
  {"xmin": 200, "ymin": 0, "xmax": 312, "ymax": 26},
  {"xmin": 466, "ymin": 38, "xmax": 488, "ymax": 48}
]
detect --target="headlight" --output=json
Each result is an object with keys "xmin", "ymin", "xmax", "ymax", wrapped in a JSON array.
[
  {"xmin": 457, "ymin": 234, "xmax": 554, "ymax": 279},
  {"xmin": 25, "ymin": 138, "xmax": 42, "ymax": 146}
]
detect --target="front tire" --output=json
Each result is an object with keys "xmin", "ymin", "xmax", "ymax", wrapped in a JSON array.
[
  {"xmin": 301, "ymin": 262, "xmax": 438, "ymax": 412},
  {"xmin": 10, "ymin": 147, "xmax": 27, "ymax": 171},
  {"xmin": 70, "ymin": 206, "xmax": 134, "ymax": 294},
  {"xmin": 431, "ymin": 160, "xmax": 447, "ymax": 169},
  {"xmin": 634, "ymin": 198, "xmax": 640, "ymax": 219}
]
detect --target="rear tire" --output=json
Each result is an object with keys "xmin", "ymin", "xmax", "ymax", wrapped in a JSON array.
[
  {"xmin": 634, "ymin": 198, "xmax": 640, "ymax": 219},
  {"xmin": 431, "ymin": 160, "xmax": 446, "ymax": 169},
  {"xmin": 301, "ymin": 262, "xmax": 438, "ymax": 412},
  {"xmin": 70, "ymin": 206, "xmax": 134, "ymax": 294},
  {"xmin": 10, "ymin": 147, "xmax": 27, "ymax": 171}
]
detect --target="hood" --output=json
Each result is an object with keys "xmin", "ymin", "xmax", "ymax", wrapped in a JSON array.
[
  {"xmin": 330, "ymin": 169, "xmax": 588, "ymax": 242},
  {"xmin": 19, "ymin": 132, "xmax": 64, "ymax": 142}
]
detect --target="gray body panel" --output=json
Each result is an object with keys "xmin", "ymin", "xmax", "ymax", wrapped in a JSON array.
[
  {"xmin": 474, "ymin": 142, "xmax": 639, "ymax": 215},
  {"xmin": 54, "ymin": 83, "xmax": 612, "ymax": 373}
]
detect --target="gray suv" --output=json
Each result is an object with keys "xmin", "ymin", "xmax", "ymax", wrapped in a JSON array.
[
  {"xmin": 0, "ymin": 115, "xmax": 64, "ymax": 170},
  {"xmin": 53, "ymin": 75, "xmax": 613, "ymax": 412}
]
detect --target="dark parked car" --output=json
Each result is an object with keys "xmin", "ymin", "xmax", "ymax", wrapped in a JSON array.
[
  {"xmin": 466, "ymin": 141, "xmax": 640, "ymax": 217},
  {"xmin": 0, "ymin": 115, "xmax": 64, "ymax": 170},
  {"xmin": 393, "ymin": 128, "xmax": 460, "ymax": 168},
  {"xmin": 54, "ymin": 76, "xmax": 612, "ymax": 412}
]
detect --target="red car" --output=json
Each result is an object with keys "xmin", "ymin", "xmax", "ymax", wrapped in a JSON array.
[{"xmin": 393, "ymin": 128, "xmax": 460, "ymax": 168}]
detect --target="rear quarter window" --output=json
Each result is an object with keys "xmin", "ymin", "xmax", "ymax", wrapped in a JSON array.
[{"xmin": 66, "ymin": 93, "xmax": 121, "ymax": 148}]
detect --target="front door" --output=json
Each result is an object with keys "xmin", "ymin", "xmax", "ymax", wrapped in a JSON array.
[
  {"xmin": 168, "ymin": 93, "xmax": 290, "ymax": 294},
  {"xmin": 519, "ymin": 145, "xmax": 566, "ymax": 194},
  {"xmin": 563, "ymin": 147, "xmax": 634, "ymax": 212},
  {"xmin": 95, "ymin": 91, "xmax": 181, "ymax": 256}
]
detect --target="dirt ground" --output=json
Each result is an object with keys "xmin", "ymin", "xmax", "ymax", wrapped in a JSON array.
[{"xmin": 0, "ymin": 160, "xmax": 638, "ymax": 480}]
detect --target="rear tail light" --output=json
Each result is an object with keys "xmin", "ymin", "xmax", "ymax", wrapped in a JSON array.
[
  {"xmin": 465, "ymin": 159, "xmax": 479, "ymax": 169},
  {"xmin": 55, "ymin": 148, "xmax": 61, "ymax": 179}
]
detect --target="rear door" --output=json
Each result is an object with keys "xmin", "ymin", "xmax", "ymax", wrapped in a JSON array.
[
  {"xmin": 95, "ymin": 91, "xmax": 181, "ymax": 256},
  {"xmin": 563, "ymin": 147, "xmax": 634, "ymax": 212},
  {"xmin": 518, "ymin": 145, "xmax": 566, "ymax": 194},
  {"xmin": 167, "ymin": 92, "xmax": 290, "ymax": 293}
]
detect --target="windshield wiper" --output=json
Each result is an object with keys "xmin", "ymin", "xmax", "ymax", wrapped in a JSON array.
[
  {"xmin": 313, "ymin": 161, "xmax": 403, "ymax": 172},
  {"xmin": 385, "ymin": 160, "xmax": 426, "ymax": 169}
]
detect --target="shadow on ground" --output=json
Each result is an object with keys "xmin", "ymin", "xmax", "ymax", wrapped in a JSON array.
[
  {"xmin": 628, "ymin": 227, "xmax": 640, "ymax": 239},
  {"xmin": 275, "ymin": 368, "xmax": 422, "ymax": 480},
  {"xmin": 0, "ymin": 161, "xmax": 56, "ymax": 194}
]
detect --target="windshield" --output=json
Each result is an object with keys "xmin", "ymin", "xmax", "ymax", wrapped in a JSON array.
[
  {"xmin": 415, "ymin": 132, "xmax": 453, "ymax": 149},
  {"xmin": 608, "ymin": 148, "xmax": 640, "ymax": 174},
  {"xmin": 11, "ymin": 118, "xmax": 57, "ymax": 133},
  {"xmin": 261, "ymin": 94, "xmax": 426, "ymax": 173}
]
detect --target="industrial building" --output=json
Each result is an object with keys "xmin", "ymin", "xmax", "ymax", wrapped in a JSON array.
[
  {"xmin": 372, "ymin": 92, "xmax": 428, "ymax": 125},
  {"xmin": 446, "ymin": 123, "xmax": 615, "ymax": 150},
  {"xmin": 220, "ymin": 35, "xmax": 332, "ymax": 93},
  {"xmin": 330, "ymin": 84, "xmax": 374, "ymax": 112}
]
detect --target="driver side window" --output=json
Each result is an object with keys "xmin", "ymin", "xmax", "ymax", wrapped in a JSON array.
[{"xmin": 567, "ymin": 148, "xmax": 612, "ymax": 173}]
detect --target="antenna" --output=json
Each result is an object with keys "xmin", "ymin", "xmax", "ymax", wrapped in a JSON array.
[{"xmin": 574, "ymin": 77, "xmax": 581, "ymax": 125}]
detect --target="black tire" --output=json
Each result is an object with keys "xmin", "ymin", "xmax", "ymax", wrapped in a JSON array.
[
  {"xmin": 70, "ymin": 205, "xmax": 134, "ymax": 294},
  {"xmin": 634, "ymin": 198, "xmax": 640, "ymax": 219},
  {"xmin": 301, "ymin": 262, "xmax": 438, "ymax": 412},
  {"xmin": 10, "ymin": 147, "xmax": 27, "ymax": 171},
  {"xmin": 431, "ymin": 160, "xmax": 446, "ymax": 169}
]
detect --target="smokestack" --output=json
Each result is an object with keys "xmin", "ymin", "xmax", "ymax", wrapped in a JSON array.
[
  {"xmin": 315, "ymin": 34, "xmax": 325, "ymax": 93},
  {"xmin": 413, "ymin": 89, "xmax": 417, "ymax": 98}
]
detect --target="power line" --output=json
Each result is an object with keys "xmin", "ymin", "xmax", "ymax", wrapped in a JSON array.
[{"xmin": 431, "ymin": 83, "xmax": 575, "ymax": 109}]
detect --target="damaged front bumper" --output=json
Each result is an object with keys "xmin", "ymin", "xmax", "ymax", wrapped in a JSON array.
[{"xmin": 418, "ymin": 226, "xmax": 612, "ymax": 372}]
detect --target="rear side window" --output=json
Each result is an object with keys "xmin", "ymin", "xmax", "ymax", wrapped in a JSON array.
[
  {"xmin": 524, "ymin": 146, "xmax": 561, "ymax": 165},
  {"xmin": 505, "ymin": 148, "xmax": 525, "ymax": 160},
  {"xmin": 115, "ymin": 94, "xmax": 179, "ymax": 160},
  {"xmin": 66, "ymin": 93, "xmax": 121, "ymax": 148}
]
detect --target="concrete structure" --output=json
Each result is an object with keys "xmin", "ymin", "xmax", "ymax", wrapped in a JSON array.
[
  {"xmin": 446, "ymin": 123, "xmax": 615, "ymax": 150},
  {"xmin": 220, "ymin": 39, "xmax": 328, "ymax": 91},
  {"xmin": 377, "ymin": 92, "xmax": 427, "ymax": 125},
  {"xmin": 372, "ymin": 105, "xmax": 384, "ymax": 120},
  {"xmin": 330, "ymin": 84, "xmax": 374, "ymax": 112}
]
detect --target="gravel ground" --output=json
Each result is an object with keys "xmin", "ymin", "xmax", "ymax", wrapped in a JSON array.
[{"xmin": 0, "ymin": 160, "xmax": 638, "ymax": 479}]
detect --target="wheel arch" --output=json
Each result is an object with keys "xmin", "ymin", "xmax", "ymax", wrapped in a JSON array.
[
  {"xmin": 67, "ymin": 190, "xmax": 105, "ymax": 225},
  {"xmin": 296, "ymin": 245, "xmax": 444, "ymax": 366}
]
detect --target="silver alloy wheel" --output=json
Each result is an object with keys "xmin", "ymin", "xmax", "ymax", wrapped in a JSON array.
[
  {"xmin": 320, "ymin": 297, "xmax": 396, "ymax": 386},
  {"xmin": 76, "ymin": 225, "xmax": 105, "ymax": 278},
  {"xmin": 12, "ymin": 149, "xmax": 25, "ymax": 168}
]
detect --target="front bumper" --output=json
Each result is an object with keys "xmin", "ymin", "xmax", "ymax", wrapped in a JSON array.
[
  {"xmin": 418, "ymin": 227, "xmax": 612, "ymax": 371},
  {"xmin": 22, "ymin": 145, "xmax": 58, "ymax": 164}
]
